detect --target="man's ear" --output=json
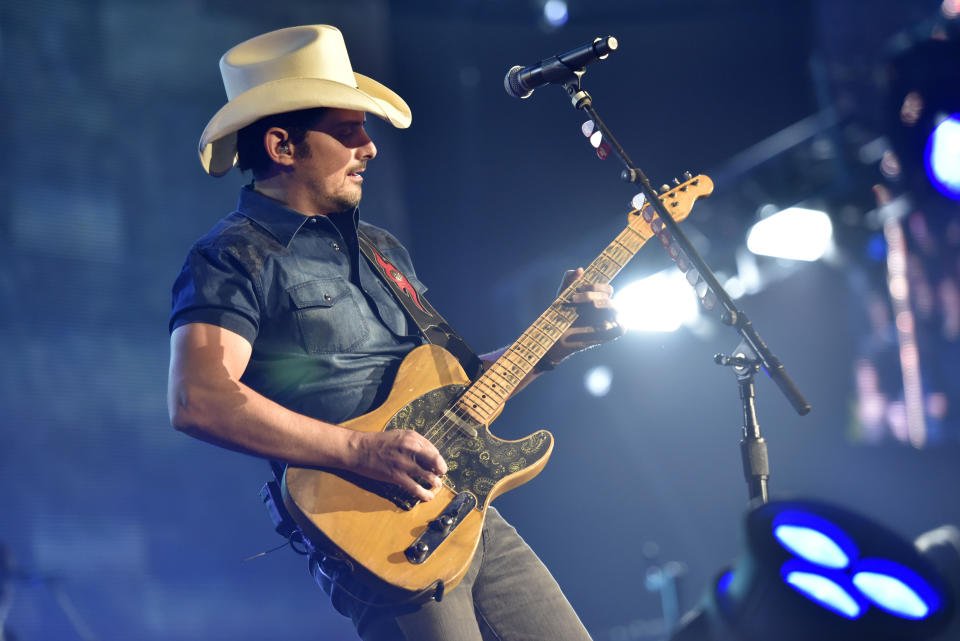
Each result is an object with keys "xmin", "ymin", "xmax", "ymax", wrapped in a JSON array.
[{"xmin": 264, "ymin": 127, "xmax": 294, "ymax": 166}]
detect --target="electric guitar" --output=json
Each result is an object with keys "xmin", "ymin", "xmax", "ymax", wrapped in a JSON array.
[{"xmin": 282, "ymin": 174, "xmax": 714, "ymax": 600}]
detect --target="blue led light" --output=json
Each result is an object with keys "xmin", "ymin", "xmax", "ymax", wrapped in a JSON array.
[
  {"xmin": 852, "ymin": 558, "xmax": 940, "ymax": 620},
  {"xmin": 773, "ymin": 511, "xmax": 858, "ymax": 569},
  {"xmin": 924, "ymin": 113, "xmax": 960, "ymax": 200},
  {"xmin": 781, "ymin": 561, "xmax": 865, "ymax": 619},
  {"xmin": 543, "ymin": 0, "xmax": 569, "ymax": 27},
  {"xmin": 717, "ymin": 570, "xmax": 735, "ymax": 595}
]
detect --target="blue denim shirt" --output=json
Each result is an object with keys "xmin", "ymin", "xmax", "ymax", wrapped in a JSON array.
[{"xmin": 170, "ymin": 185, "xmax": 424, "ymax": 424}]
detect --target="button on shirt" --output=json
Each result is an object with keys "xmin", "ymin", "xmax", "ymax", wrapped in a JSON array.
[{"xmin": 170, "ymin": 185, "xmax": 425, "ymax": 424}]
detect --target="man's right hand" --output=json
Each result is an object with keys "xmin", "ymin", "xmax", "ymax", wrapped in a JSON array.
[{"xmin": 348, "ymin": 430, "xmax": 448, "ymax": 503}]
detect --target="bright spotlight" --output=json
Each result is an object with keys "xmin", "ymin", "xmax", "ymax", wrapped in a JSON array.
[
  {"xmin": 746, "ymin": 207, "xmax": 833, "ymax": 261},
  {"xmin": 924, "ymin": 113, "xmax": 960, "ymax": 200},
  {"xmin": 584, "ymin": 366, "xmax": 613, "ymax": 397},
  {"xmin": 543, "ymin": 0, "xmax": 569, "ymax": 27},
  {"xmin": 614, "ymin": 271, "xmax": 699, "ymax": 332}
]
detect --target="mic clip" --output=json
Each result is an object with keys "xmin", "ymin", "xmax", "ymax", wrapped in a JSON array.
[{"xmin": 561, "ymin": 70, "xmax": 592, "ymax": 109}]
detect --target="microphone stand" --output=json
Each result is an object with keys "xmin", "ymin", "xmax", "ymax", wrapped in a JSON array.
[{"xmin": 551, "ymin": 68, "xmax": 810, "ymax": 501}]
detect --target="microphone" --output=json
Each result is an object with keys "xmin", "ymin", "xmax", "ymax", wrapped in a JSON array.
[{"xmin": 504, "ymin": 36, "xmax": 618, "ymax": 99}]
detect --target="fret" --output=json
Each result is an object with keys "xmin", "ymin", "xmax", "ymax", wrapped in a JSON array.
[{"xmin": 519, "ymin": 331, "xmax": 553, "ymax": 354}]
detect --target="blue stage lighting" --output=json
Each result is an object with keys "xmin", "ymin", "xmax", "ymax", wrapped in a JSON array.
[
  {"xmin": 924, "ymin": 114, "xmax": 960, "ymax": 200},
  {"xmin": 543, "ymin": 0, "xmax": 568, "ymax": 27},
  {"xmin": 670, "ymin": 500, "xmax": 956, "ymax": 641},
  {"xmin": 780, "ymin": 560, "xmax": 865, "ymax": 619},
  {"xmin": 773, "ymin": 510, "xmax": 858, "ymax": 569},
  {"xmin": 717, "ymin": 569, "xmax": 735, "ymax": 596},
  {"xmin": 853, "ymin": 558, "xmax": 942, "ymax": 620}
]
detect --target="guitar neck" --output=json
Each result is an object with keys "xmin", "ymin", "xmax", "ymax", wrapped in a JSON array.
[
  {"xmin": 455, "ymin": 215, "xmax": 654, "ymax": 424},
  {"xmin": 453, "ymin": 174, "xmax": 712, "ymax": 426}
]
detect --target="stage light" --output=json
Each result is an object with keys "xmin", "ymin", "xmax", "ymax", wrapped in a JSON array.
[
  {"xmin": 584, "ymin": 365, "xmax": 613, "ymax": 397},
  {"xmin": 614, "ymin": 271, "xmax": 699, "ymax": 332},
  {"xmin": 772, "ymin": 510, "xmax": 858, "ymax": 569},
  {"xmin": 883, "ymin": 37, "xmax": 960, "ymax": 202},
  {"xmin": 745, "ymin": 207, "xmax": 833, "ymax": 261},
  {"xmin": 668, "ymin": 500, "xmax": 955, "ymax": 641},
  {"xmin": 924, "ymin": 113, "xmax": 960, "ymax": 200},
  {"xmin": 780, "ymin": 561, "xmax": 865, "ymax": 620},
  {"xmin": 853, "ymin": 558, "xmax": 942, "ymax": 620},
  {"xmin": 543, "ymin": 0, "xmax": 568, "ymax": 27}
]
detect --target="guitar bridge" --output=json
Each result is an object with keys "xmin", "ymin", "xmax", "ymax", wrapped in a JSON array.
[{"xmin": 404, "ymin": 491, "xmax": 478, "ymax": 564}]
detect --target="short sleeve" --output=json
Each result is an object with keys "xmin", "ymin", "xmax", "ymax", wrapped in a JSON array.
[{"xmin": 169, "ymin": 241, "xmax": 261, "ymax": 344}]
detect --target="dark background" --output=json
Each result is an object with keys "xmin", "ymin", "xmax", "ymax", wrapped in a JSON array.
[{"xmin": 1, "ymin": 1, "xmax": 958, "ymax": 639}]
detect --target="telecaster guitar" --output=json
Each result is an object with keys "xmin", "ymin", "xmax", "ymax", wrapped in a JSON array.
[{"xmin": 282, "ymin": 174, "xmax": 714, "ymax": 599}]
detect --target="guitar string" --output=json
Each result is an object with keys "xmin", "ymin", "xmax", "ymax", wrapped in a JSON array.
[
  {"xmin": 421, "ymin": 257, "xmax": 619, "ymax": 452},
  {"xmin": 397, "ymin": 191, "xmax": 701, "ymax": 496},
  {"xmin": 419, "ymin": 219, "xmax": 655, "ymax": 453},
  {"xmin": 398, "ymin": 206, "xmax": 687, "ymax": 501}
]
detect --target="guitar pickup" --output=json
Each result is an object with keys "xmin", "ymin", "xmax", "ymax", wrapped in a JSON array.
[
  {"xmin": 442, "ymin": 409, "xmax": 478, "ymax": 438},
  {"xmin": 404, "ymin": 491, "xmax": 478, "ymax": 564}
]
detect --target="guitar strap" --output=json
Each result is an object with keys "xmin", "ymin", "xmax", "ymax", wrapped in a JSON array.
[{"xmin": 357, "ymin": 228, "xmax": 483, "ymax": 380}]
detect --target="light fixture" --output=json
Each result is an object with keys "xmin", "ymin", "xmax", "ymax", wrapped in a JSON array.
[
  {"xmin": 614, "ymin": 271, "xmax": 699, "ymax": 332},
  {"xmin": 924, "ymin": 113, "xmax": 960, "ymax": 200},
  {"xmin": 669, "ymin": 500, "xmax": 955, "ymax": 641},
  {"xmin": 745, "ymin": 207, "xmax": 833, "ymax": 262}
]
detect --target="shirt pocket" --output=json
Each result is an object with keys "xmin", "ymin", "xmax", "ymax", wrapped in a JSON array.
[{"xmin": 287, "ymin": 278, "xmax": 369, "ymax": 353}]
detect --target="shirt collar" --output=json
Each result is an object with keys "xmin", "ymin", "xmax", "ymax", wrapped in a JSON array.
[{"xmin": 236, "ymin": 184, "xmax": 359, "ymax": 247}]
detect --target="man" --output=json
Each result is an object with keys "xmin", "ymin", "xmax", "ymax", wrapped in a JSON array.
[{"xmin": 169, "ymin": 25, "xmax": 623, "ymax": 640}]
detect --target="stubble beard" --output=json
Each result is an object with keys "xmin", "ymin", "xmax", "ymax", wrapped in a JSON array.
[{"xmin": 328, "ymin": 182, "xmax": 362, "ymax": 213}]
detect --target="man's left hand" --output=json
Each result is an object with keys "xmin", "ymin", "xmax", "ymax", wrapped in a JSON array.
[{"xmin": 542, "ymin": 267, "xmax": 626, "ymax": 367}]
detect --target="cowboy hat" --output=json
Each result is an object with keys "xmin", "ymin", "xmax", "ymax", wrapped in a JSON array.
[{"xmin": 199, "ymin": 24, "xmax": 411, "ymax": 176}]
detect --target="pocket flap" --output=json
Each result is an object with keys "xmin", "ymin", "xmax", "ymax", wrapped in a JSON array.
[{"xmin": 287, "ymin": 279, "xmax": 347, "ymax": 309}]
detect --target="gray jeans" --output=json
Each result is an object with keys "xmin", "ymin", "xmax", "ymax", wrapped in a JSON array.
[{"xmin": 311, "ymin": 507, "xmax": 593, "ymax": 641}]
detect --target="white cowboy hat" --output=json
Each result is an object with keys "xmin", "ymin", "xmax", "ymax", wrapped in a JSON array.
[{"xmin": 199, "ymin": 24, "xmax": 411, "ymax": 176}]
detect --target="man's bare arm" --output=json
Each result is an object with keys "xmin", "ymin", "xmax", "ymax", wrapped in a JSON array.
[{"xmin": 167, "ymin": 322, "xmax": 446, "ymax": 501}]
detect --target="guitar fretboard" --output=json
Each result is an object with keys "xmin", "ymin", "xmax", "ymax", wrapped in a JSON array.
[
  {"xmin": 454, "ymin": 210, "xmax": 655, "ymax": 425},
  {"xmin": 449, "ymin": 174, "xmax": 712, "ymax": 427}
]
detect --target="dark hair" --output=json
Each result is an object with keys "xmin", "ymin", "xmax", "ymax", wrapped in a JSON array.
[{"xmin": 235, "ymin": 107, "xmax": 330, "ymax": 178}]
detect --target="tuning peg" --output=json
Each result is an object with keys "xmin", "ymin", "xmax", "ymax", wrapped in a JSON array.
[
  {"xmin": 684, "ymin": 171, "xmax": 693, "ymax": 181},
  {"xmin": 673, "ymin": 177, "xmax": 680, "ymax": 185},
  {"xmin": 660, "ymin": 184, "xmax": 671, "ymax": 194}
]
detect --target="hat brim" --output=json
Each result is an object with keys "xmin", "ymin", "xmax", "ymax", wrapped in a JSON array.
[{"xmin": 199, "ymin": 72, "xmax": 411, "ymax": 176}]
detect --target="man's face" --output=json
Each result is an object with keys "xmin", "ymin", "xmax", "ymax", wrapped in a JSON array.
[{"xmin": 295, "ymin": 108, "xmax": 377, "ymax": 214}]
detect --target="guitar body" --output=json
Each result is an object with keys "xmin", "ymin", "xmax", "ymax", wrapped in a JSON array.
[{"xmin": 282, "ymin": 344, "xmax": 555, "ymax": 596}]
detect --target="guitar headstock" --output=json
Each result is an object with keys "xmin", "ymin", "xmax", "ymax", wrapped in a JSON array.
[
  {"xmin": 627, "ymin": 173, "xmax": 714, "ymax": 234},
  {"xmin": 627, "ymin": 173, "xmax": 716, "ymax": 308}
]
